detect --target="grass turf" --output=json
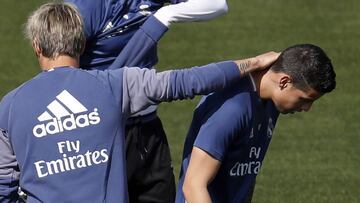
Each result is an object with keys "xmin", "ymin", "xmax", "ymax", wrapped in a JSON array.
[{"xmin": 1, "ymin": 0, "xmax": 359, "ymax": 202}]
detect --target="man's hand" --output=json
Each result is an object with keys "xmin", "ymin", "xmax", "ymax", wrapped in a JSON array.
[
  {"xmin": 253, "ymin": 51, "xmax": 281, "ymax": 70},
  {"xmin": 235, "ymin": 51, "xmax": 280, "ymax": 76}
]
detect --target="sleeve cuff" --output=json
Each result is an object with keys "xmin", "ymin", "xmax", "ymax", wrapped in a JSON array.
[
  {"xmin": 140, "ymin": 15, "xmax": 169, "ymax": 41},
  {"xmin": 193, "ymin": 144, "xmax": 224, "ymax": 161},
  {"xmin": 215, "ymin": 61, "xmax": 241, "ymax": 79}
]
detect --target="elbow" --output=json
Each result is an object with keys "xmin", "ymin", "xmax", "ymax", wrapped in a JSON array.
[
  {"xmin": 182, "ymin": 180, "xmax": 193, "ymax": 200},
  {"xmin": 213, "ymin": 0, "xmax": 229, "ymax": 16},
  {"xmin": 182, "ymin": 178, "xmax": 204, "ymax": 201}
]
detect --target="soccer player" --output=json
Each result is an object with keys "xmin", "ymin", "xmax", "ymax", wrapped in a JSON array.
[
  {"xmin": 0, "ymin": 2, "xmax": 279, "ymax": 202},
  {"xmin": 64, "ymin": 0, "xmax": 229, "ymax": 201},
  {"xmin": 175, "ymin": 44, "xmax": 336, "ymax": 203}
]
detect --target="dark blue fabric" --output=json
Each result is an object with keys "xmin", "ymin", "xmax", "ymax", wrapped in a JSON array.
[
  {"xmin": 176, "ymin": 77, "xmax": 280, "ymax": 203},
  {"xmin": 0, "ymin": 68, "xmax": 127, "ymax": 202},
  {"xmin": 0, "ymin": 178, "xmax": 19, "ymax": 202},
  {"xmin": 108, "ymin": 15, "xmax": 168, "ymax": 70},
  {"xmin": 67, "ymin": 0, "xmax": 182, "ymax": 70},
  {"xmin": 0, "ymin": 61, "xmax": 242, "ymax": 202}
]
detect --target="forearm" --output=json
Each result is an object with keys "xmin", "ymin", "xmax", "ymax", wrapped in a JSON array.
[
  {"xmin": 235, "ymin": 51, "xmax": 281, "ymax": 75},
  {"xmin": 0, "ymin": 129, "xmax": 20, "ymax": 202},
  {"xmin": 165, "ymin": 61, "xmax": 241, "ymax": 100},
  {"xmin": 234, "ymin": 57, "xmax": 258, "ymax": 76},
  {"xmin": 122, "ymin": 61, "xmax": 240, "ymax": 114},
  {"xmin": 108, "ymin": 15, "xmax": 168, "ymax": 69},
  {"xmin": 110, "ymin": 0, "xmax": 229, "ymax": 68},
  {"xmin": 154, "ymin": 0, "xmax": 228, "ymax": 27},
  {"xmin": 122, "ymin": 51, "xmax": 279, "ymax": 114},
  {"xmin": 183, "ymin": 183, "xmax": 212, "ymax": 203}
]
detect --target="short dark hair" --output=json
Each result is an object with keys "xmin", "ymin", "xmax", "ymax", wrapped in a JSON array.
[{"xmin": 271, "ymin": 44, "xmax": 336, "ymax": 93}]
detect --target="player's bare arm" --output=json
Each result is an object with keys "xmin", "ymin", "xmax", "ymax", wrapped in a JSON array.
[
  {"xmin": 235, "ymin": 51, "xmax": 280, "ymax": 76},
  {"xmin": 183, "ymin": 147, "xmax": 221, "ymax": 203}
]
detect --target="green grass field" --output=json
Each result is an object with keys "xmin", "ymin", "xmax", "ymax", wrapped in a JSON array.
[{"xmin": 1, "ymin": 0, "xmax": 359, "ymax": 202}]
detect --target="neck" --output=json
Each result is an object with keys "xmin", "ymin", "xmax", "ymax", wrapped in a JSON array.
[
  {"xmin": 251, "ymin": 69, "xmax": 273, "ymax": 99},
  {"xmin": 39, "ymin": 55, "xmax": 79, "ymax": 71}
]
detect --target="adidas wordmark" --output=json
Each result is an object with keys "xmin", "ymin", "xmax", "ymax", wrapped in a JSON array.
[{"xmin": 32, "ymin": 90, "xmax": 101, "ymax": 138}]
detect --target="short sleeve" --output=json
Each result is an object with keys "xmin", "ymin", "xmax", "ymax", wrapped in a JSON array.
[{"xmin": 194, "ymin": 97, "xmax": 250, "ymax": 161}]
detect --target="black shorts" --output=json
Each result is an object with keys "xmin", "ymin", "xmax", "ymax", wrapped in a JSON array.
[{"xmin": 125, "ymin": 116, "xmax": 175, "ymax": 203}]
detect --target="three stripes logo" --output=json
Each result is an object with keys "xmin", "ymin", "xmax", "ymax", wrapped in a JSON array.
[{"xmin": 32, "ymin": 90, "xmax": 101, "ymax": 138}]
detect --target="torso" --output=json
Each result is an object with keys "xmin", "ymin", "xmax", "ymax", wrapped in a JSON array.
[{"xmin": 177, "ymin": 76, "xmax": 279, "ymax": 203}]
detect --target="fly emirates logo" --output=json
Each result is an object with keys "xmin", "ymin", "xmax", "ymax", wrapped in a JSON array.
[
  {"xmin": 32, "ymin": 90, "xmax": 100, "ymax": 137},
  {"xmin": 32, "ymin": 90, "xmax": 108, "ymax": 178},
  {"xmin": 229, "ymin": 147, "xmax": 262, "ymax": 177}
]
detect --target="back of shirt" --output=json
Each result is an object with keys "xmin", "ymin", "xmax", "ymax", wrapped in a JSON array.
[
  {"xmin": 176, "ymin": 76, "xmax": 279, "ymax": 203},
  {"xmin": 0, "ymin": 61, "xmax": 242, "ymax": 202},
  {"xmin": 0, "ymin": 68, "xmax": 127, "ymax": 202}
]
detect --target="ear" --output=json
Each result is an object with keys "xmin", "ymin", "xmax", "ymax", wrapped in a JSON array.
[
  {"xmin": 279, "ymin": 75, "xmax": 292, "ymax": 90},
  {"xmin": 32, "ymin": 40, "xmax": 42, "ymax": 58}
]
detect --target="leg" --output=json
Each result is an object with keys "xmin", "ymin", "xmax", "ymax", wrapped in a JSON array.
[{"xmin": 125, "ymin": 116, "xmax": 176, "ymax": 203}]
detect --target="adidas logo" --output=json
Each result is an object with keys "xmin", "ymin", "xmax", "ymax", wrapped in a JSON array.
[
  {"xmin": 102, "ymin": 21, "xmax": 113, "ymax": 33},
  {"xmin": 32, "ymin": 90, "xmax": 101, "ymax": 138}
]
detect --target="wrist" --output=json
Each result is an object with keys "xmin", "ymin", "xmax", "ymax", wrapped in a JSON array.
[
  {"xmin": 234, "ymin": 57, "xmax": 258, "ymax": 77},
  {"xmin": 154, "ymin": 6, "xmax": 175, "ymax": 27}
]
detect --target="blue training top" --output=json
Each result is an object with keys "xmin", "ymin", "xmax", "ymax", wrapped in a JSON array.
[
  {"xmin": 176, "ymin": 75, "xmax": 280, "ymax": 203},
  {"xmin": 67, "ymin": 0, "xmax": 182, "ymax": 70},
  {"xmin": 0, "ymin": 61, "xmax": 241, "ymax": 203}
]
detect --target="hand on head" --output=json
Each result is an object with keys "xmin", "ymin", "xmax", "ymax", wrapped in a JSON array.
[
  {"xmin": 234, "ymin": 51, "xmax": 280, "ymax": 76},
  {"xmin": 252, "ymin": 51, "xmax": 280, "ymax": 71}
]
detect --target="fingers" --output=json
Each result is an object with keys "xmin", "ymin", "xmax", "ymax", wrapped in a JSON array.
[{"xmin": 255, "ymin": 51, "xmax": 280, "ymax": 69}]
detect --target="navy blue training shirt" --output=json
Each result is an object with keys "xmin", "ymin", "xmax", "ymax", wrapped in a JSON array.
[{"xmin": 176, "ymin": 75, "xmax": 280, "ymax": 203}]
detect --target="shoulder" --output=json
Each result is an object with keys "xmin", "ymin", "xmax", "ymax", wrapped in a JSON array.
[
  {"xmin": 195, "ymin": 90, "xmax": 254, "ymax": 139},
  {"xmin": 0, "ymin": 78, "xmax": 36, "ymax": 106},
  {"xmin": 0, "ymin": 82, "xmax": 30, "ymax": 130},
  {"xmin": 199, "ymin": 89, "xmax": 253, "ymax": 121},
  {"xmin": 65, "ymin": 0, "xmax": 108, "ymax": 37},
  {"xmin": 194, "ymin": 90, "xmax": 253, "ymax": 139},
  {"xmin": 86, "ymin": 68, "xmax": 124, "ymax": 81},
  {"xmin": 0, "ymin": 89, "xmax": 17, "ymax": 111},
  {"xmin": 66, "ymin": 0, "xmax": 105, "ymax": 13},
  {"xmin": 66, "ymin": 0, "xmax": 105, "ymax": 18},
  {"xmin": 192, "ymin": 93, "xmax": 252, "ymax": 160}
]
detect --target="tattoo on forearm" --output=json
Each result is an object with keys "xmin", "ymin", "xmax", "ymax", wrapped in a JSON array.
[{"xmin": 238, "ymin": 60, "xmax": 251, "ymax": 76}]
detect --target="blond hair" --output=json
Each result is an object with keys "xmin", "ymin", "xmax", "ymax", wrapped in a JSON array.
[{"xmin": 25, "ymin": 2, "xmax": 85, "ymax": 59}]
